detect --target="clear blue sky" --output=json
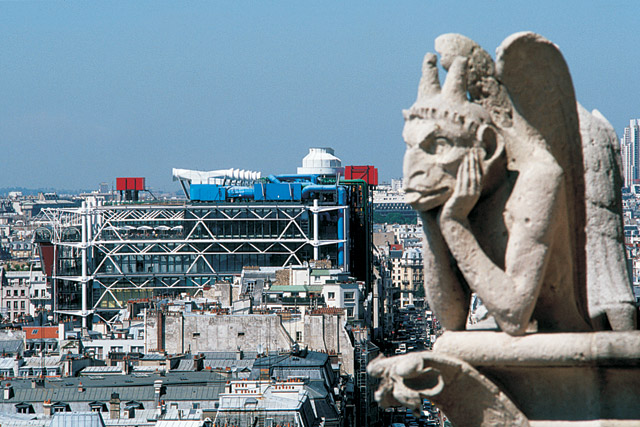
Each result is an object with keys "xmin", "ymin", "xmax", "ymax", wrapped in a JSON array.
[{"xmin": 1, "ymin": 1, "xmax": 638, "ymax": 191}]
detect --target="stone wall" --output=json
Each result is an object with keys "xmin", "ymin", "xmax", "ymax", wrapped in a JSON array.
[
  {"xmin": 147, "ymin": 313, "xmax": 294, "ymax": 354},
  {"xmin": 145, "ymin": 310, "xmax": 356, "ymax": 375},
  {"xmin": 303, "ymin": 313, "xmax": 355, "ymax": 375}
]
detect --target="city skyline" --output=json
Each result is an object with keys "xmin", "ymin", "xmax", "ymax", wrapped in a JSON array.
[{"xmin": 1, "ymin": 2, "xmax": 639, "ymax": 191}]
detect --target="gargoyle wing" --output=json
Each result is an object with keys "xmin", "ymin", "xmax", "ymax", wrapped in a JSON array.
[{"xmin": 495, "ymin": 32, "xmax": 588, "ymax": 322}]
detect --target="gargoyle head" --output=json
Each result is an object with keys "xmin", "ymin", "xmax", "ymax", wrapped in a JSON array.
[{"xmin": 403, "ymin": 54, "xmax": 504, "ymax": 212}]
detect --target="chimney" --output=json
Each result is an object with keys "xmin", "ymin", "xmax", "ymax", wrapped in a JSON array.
[
  {"xmin": 3, "ymin": 383, "xmax": 13, "ymax": 400},
  {"xmin": 154, "ymin": 379, "xmax": 163, "ymax": 404},
  {"xmin": 78, "ymin": 382, "xmax": 84, "ymax": 393},
  {"xmin": 13, "ymin": 355, "xmax": 21, "ymax": 377},
  {"xmin": 194, "ymin": 353, "xmax": 204, "ymax": 371},
  {"xmin": 43, "ymin": 399, "xmax": 53, "ymax": 416},
  {"xmin": 157, "ymin": 400, "xmax": 166, "ymax": 417},
  {"xmin": 109, "ymin": 392, "xmax": 121, "ymax": 419}
]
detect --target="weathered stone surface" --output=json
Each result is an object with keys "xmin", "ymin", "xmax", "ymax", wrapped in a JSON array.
[
  {"xmin": 371, "ymin": 332, "xmax": 640, "ymax": 424},
  {"xmin": 368, "ymin": 351, "xmax": 529, "ymax": 427},
  {"xmin": 437, "ymin": 332, "xmax": 640, "ymax": 422},
  {"xmin": 403, "ymin": 32, "xmax": 636, "ymax": 336},
  {"xmin": 371, "ymin": 31, "xmax": 640, "ymax": 426},
  {"xmin": 434, "ymin": 331, "xmax": 640, "ymax": 367},
  {"xmin": 579, "ymin": 105, "xmax": 637, "ymax": 330}
]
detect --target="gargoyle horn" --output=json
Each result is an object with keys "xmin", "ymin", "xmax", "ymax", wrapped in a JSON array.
[
  {"xmin": 417, "ymin": 53, "xmax": 441, "ymax": 101},
  {"xmin": 441, "ymin": 56, "xmax": 469, "ymax": 104}
]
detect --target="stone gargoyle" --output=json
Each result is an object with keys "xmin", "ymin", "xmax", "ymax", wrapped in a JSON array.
[
  {"xmin": 369, "ymin": 32, "xmax": 639, "ymax": 426},
  {"xmin": 401, "ymin": 32, "xmax": 636, "ymax": 335}
]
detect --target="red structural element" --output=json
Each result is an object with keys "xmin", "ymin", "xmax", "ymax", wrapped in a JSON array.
[
  {"xmin": 344, "ymin": 165, "xmax": 378, "ymax": 186},
  {"xmin": 38, "ymin": 243, "xmax": 55, "ymax": 277},
  {"xmin": 116, "ymin": 177, "xmax": 145, "ymax": 191}
]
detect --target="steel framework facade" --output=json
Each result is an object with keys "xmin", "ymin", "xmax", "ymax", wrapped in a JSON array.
[{"xmin": 36, "ymin": 200, "xmax": 349, "ymax": 323}]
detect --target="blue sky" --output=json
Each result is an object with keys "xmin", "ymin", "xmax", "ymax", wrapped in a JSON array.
[{"xmin": 1, "ymin": 2, "xmax": 638, "ymax": 191}]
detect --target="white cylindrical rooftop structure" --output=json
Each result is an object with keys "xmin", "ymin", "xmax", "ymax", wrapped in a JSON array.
[{"xmin": 297, "ymin": 147, "xmax": 344, "ymax": 175}]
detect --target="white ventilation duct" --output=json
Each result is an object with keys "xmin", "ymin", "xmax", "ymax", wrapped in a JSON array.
[{"xmin": 172, "ymin": 168, "xmax": 262, "ymax": 185}]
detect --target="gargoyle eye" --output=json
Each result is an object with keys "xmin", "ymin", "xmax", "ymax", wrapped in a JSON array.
[{"xmin": 422, "ymin": 136, "xmax": 453, "ymax": 155}]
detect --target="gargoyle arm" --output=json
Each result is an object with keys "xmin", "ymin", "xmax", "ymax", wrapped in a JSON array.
[
  {"xmin": 421, "ymin": 210, "xmax": 471, "ymax": 330},
  {"xmin": 439, "ymin": 153, "xmax": 563, "ymax": 335}
]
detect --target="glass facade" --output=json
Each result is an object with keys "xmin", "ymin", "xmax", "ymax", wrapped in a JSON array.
[{"xmin": 43, "ymin": 202, "xmax": 350, "ymax": 316}]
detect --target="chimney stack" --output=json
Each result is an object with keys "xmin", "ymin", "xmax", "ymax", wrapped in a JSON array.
[
  {"xmin": 3, "ymin": 383, "xmax": 13, "ymax": 400},
  {"xmin": 13, "ymin": 355, "xmax": 21, "ymax": 377},
  {"xmin": 154, "ymin": 379, "xmax": 163, "ymax": 405},
  {"xmin": 194, "ymin": 353, "xmax": 204, "ymax": 371},
  {"xmin": 109, "ymin": 392, "xmax": 121, "ymax": 419},
  {"xmin": 43, "ymin": 399, "xmax": 52, "ymax": 416}
]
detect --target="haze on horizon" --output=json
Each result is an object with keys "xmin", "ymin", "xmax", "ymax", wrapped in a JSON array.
[{"xmin": 1, "ymin": 2, "xmax": 638, "ymax": 192}]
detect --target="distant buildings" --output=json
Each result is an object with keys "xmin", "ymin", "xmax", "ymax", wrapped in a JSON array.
[
  {"xmin": 0, "ymin": 148, "xmax": 384, "ymax": 426},
  {"xmin": 372, "ymin": 179, "xmax": 418, "ymax": 224},
  {"xmin": 0, "ymin": 269, "xmax": 50, "ymax": 321},
  {"xmin": 620, "ymin": 119, "xmax": 640, "ymax": 302},
  {"xmin": 35, "ymin": 148, "xmax": 375, "ymax": 330},
  {"xmin": 621, "ymin": 119, "xmax": 640, "ymax": 188}
]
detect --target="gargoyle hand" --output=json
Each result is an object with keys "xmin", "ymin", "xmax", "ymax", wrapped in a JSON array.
[{"xmin": 440, "ymin": 149, "xmax": 482, "ymax": 223}]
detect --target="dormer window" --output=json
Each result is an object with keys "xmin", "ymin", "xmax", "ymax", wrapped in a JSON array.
[{"xmin": 15, "ymin": 402, "xmax": 34, "ymax": 414}]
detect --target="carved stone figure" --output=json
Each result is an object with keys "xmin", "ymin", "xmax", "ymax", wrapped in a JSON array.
[
  {"xmin": 402, "ymin": 32, "xmax": 636, "ymax": 335},
  {"xmin": 370, "ymin": 32, "xmax": 640, "ymax": 426}
]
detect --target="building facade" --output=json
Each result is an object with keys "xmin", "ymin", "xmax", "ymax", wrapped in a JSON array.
[
  {"xmin": 35, "ymin": 151, "xmax": 375, "ymax": 329},
  {"xmin": 621, "ymin": 119, "xmax": 640, "ymax": 188}
]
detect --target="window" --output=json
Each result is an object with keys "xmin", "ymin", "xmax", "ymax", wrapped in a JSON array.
[
  {"xmin": 16, "ymin": 403, "xmax": 34, "ymax": 414},
  {"xmin": 327, "ymin": 292, "xmax": 335, "ymax": 300},
  {"xmin": 5, "ymin": 290, "xmax": 9, "ymax": 296},
  {"xmin": 344, "ymin": 292, "xmax": 355, "ymax": 301},
  {"xmin": 34, "ymin": 290, "xmax": 39, "ymax": 297},
  {"xmin": 13, "ymin": 301, "xmax": 18, "ymax": 309},
  {"xmin": 5, "ymin": 302, "xmax": 9, "ymax": 308},
  {"xmin": 347, "ymin": 307, "xmax": 354, "ymax": 318},
  {"xmin": 13, "ymin": 290, "xmax": 18, "ymax": 296},
  {"xmin": 20, "ymin": 290, "xmax": 25, "ymax": 296},
  {"xmin": 20, "ymin": 301, "xmax": 25, "ymax": 309},
  {"xmin": 296, "ymin": 331, "xmax": 302, "ymax": 342},
  {"xmin": 246, "ymin": 281, "xmax": 255, "ymax": 294}
]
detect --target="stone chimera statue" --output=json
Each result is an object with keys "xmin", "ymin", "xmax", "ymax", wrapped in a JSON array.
[{"xmin": 369, "ymin": 32, "xmax": 640, "ymax": 426}]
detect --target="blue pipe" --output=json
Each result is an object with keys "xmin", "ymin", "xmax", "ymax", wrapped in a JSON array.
[
  {"xmin": 274, "ymin": 174, "xmax": 321, "ymax": 184},
  {"xmin": 302, "ymin": 184, "xmax": 347, "ymax": 267},
  {"xmin": 338, "ymin": 211, "xmax": 344, "ymax": 266},
  {"xmin": 267, "ymin": 175, "xmax": 281, "ymax": 183},
  {"xmin": 227, "ymin": 186, "xmax": 254, "ymax": 198},
  {"xmin": 301, "ymin": 185, "xmax": 347, "ymax": 205}
]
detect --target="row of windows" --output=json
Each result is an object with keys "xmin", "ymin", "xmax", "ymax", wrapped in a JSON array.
[
  {"xmin": 98, "ymin": 251, "xmax": 316, "ymax": 275},
  {"xmin": 326, "ymin": 291, "xmax": 355, "ymax": 300},
  {"xmin": 5, "ymin": 301, "xmax": 26, "ymax": 309}
]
